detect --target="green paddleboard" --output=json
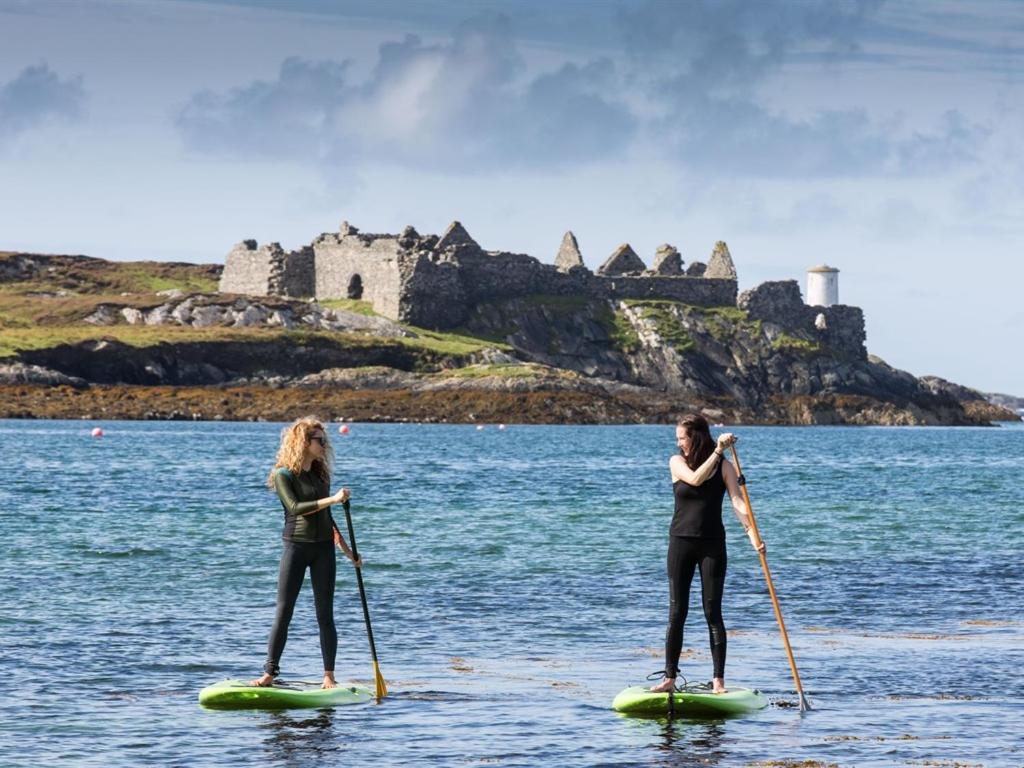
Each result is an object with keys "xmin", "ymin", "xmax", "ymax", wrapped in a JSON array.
[
  {"xmin": 198, "ymin": 679, "xmax": 374, "ymax": 710},
  {"xmin": 612, "ymin": 685, "xmax": 768, "ymax": 717}
]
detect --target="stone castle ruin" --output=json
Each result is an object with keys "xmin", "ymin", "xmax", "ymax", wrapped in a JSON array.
[{"xmin": 219, "ymin": 219, "xmax": 866, "ymax": 358}]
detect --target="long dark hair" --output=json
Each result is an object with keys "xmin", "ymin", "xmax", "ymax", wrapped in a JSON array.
[{"xmin": 677, "ymin": 413, "xmax": 715, "ymax": 471}]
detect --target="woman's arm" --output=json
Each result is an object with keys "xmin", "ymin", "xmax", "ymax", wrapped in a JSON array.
[
  {"xmin": 670, "ymin": 433, "xmax": 735, "ymax": 486},
  {"xmin": 331, "ymin": 523, "xmax": 361, "ymax": 566},
  {"xmin": 274, "ymin": 471, "xmax": 346, "ymax": 517},
  {"xmin": 722, "ymin": 459, "xmax": 765, "ymax": 553}
]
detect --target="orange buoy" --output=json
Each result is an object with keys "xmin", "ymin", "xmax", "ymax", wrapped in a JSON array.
[
  {"xmin": 338, "ymin": 425, "xmax": 350, "ymax": 435},
  {"xmin": 91, "ymin": 427, "xmax": 104, "ymax": 438}
]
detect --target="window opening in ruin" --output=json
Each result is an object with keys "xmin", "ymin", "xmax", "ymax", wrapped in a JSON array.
[{"xmin": 347, "ymin": 274, "xmax": 363, "ymax": 300}]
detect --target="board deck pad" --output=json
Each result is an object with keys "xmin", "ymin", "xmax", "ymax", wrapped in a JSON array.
[
  {"xmin": 199, "ymin": 679, "xmax": 374, "ymax": 710},
  {"xmin": 612, "ymin": 685, "xmax": 768, "ymax": 717}
]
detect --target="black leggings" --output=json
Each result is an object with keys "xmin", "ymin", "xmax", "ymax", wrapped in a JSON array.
[
  {"xmin": 264, "ymin": 540, "xmax": 337, "ymax": 676},
  {"xmin": 664, "ymin": 536, "xmax": 727, "ymax": 680}
]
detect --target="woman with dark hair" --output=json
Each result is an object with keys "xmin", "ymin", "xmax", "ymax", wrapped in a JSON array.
[
  {"xmin": 650, "ymin": 414, "xmax": 765, "ymax": 694},
  {"xmin": 250, "ymin": 417, "xmax": 362, "ymax": 689}
]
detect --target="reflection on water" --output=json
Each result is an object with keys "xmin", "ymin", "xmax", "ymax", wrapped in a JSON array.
[
  {"xmin": 651, "ymin": 720, "xmax": 728, "ymax": 766},
  {"xmin": 261, "ymin": 709, "xmax": 340, "ymax": 763}
]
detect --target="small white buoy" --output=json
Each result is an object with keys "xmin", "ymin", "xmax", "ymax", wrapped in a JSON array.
[
  {"xmin": 476, "ymin": 425, "xmax": 485, "ymax": 431},
  {"xmin": 338, "ymin": 425, "xmax": 350, "ymax": 435},
  {"xmin": 497, "ymin": 424, "xmax": 506, "ymax": 431},
  {"xmin": 91, "ymin": 427, "xmax": 104, "ymax": 438}
]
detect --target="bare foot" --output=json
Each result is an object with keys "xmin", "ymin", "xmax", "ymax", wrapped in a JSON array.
[
  {"xmin": 712, "ymin": 677, "xmax": 728, "ymax": 694},
  {"xmin": 250, "ymin": 673, "xmax": 274, "ymax": 687},
  {"xmin": 650, "ymin": 677, "xmax": 676, "ymax": 693},
  {"xmin": 321, "ymin": 674, "xmax": 337, "ymax": 689}
]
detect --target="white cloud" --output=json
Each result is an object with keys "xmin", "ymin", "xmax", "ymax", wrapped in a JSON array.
[
  {"xmin": 0, "ymin": 62, "xmax": 86, "ymax": 143},
  {"xmin": 176, "ymin": 14, "xmax": 637, "ymax": 171}
]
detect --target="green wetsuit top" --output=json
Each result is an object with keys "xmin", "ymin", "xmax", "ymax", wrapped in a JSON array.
[{"xmin": 274, "ymin": 467, "xmax": 335, "ymax": 543}]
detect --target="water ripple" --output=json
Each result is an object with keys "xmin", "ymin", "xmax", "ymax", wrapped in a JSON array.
[{"xmin": 0, "ymin": 420, "xmax": 1021, "ymax": 766}]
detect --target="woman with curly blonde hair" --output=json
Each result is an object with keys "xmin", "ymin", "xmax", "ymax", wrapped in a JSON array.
[{"xmin": 251, "ymin": 417, "xmax": 361, "ymax": 689}]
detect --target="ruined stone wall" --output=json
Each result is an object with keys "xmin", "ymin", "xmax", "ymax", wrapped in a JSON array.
[
  {"xmin": 602, "ymin": 276, "xmax": 737, "ymax": 306},
  {"xmin": 397, "ymin": 254, "xmax": 468, "ymax": 327},
  {"xmin": 426, "ymin": 248, "xmax": 738, "ymax": 328},
  {"xmin": 278, "ymin": 246, "xmax": 315, "ymax": 298},
  {"xmin": 314, "ymin": 233, "xmax": 404, "ymax": 319},
  {"xmin": 738, "ymin": 280, "xmax": 866, "ymax": 360},
  {"xmin": 385, "ymin": 246, "xmax": 594, "ymax": 328},
  {"xmin": 221, "ymin": 220, "xmax": 739, "ymax": 330},
  {"xmin": 219, "ymin": 241, "xmax": 274, "ymax": 296},
  {"xmin": 458, "ymin": 251, "xmax": 591, "ymax": 301},
  {"xmin": 818, "ymin": 305, "xmax": 866, "ymax": 360},
  {"xmin": 219, "ymin": 241, "xmax": 315, "ymax": 298}
]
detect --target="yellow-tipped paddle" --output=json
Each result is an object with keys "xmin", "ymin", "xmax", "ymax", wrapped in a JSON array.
[
  {"xmin": 337, "ymin": 500, "xmax": 388, "ymax": 699},
  {"xmin": 730, "ymin": 444, "xmax": 811, "ymax": 712}
]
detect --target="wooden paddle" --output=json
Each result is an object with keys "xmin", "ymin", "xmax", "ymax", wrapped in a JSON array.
[
  {"xmin": 335, "ymin": 500, "xmax": 388, "ymax": 699},
  {"xmin": 729, "ymin": 444, "xmax": 811, "ymax": 712}
]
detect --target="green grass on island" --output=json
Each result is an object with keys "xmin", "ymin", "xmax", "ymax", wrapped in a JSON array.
[
  {"xmin": 621, "ymin": 300, "xmax": 696, "ymax": 351},
  {"xmin": 440, "ymin": 363, "xmax": 564, "ymax": 379},
  {"xmin": 316, "ymin": 298, "xmax": 377, "ymax": 316},
  {"xmin": 602, "ymin": 305, "xmax": 641, "ymax": 353},
  {"xmin": 0, "ymin": 253, "xmax": 516, "ymax": 360},
  {"xmin": 0, "ymin": 325, "xmax": 411, "ymax": 359},
  {"xmin": 0, "ymin": 254, "xmax": 796, "ymax": 368},
  {"xmin": 771, "ymin": 333, "xmax": 822, "ymax": 354},
  {"xmin": 0, "ymin": 252, "xmax": 220, "ymax": 295},
  {"xmin": 400, "ymin": 327, "xmax": 513, "ymax": 356}
]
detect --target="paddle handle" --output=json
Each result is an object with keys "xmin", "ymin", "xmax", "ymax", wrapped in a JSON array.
[
  {"xmin": 730, "ymin": 445, "xmax": 811, "ymax": 712},
  {"xmin": 339, "ymin": 501, "xmax": 381, "ymax": 666}
]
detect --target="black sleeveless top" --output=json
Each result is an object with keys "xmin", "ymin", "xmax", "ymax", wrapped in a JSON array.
[{"xmin": 670, "ymin": 460, "xmax": 726, "ymax": 539}]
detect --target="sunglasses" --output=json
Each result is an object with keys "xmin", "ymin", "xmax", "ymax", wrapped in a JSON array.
[{"xmin": 309, "ymin": 436, "xmax": 327, "ymax": 446}]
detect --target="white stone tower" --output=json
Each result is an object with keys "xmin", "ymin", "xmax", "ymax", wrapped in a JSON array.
[{"xmin": 806, "ymin": 265, "xmax": 839, "ymax": 307}]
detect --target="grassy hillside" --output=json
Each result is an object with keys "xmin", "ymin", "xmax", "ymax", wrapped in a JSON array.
[{"xmin": 0, "ymin": 251, "xmax": 506, "ymax": 360}]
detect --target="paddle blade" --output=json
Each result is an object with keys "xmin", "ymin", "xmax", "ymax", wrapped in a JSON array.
[
  {"xmin": 373, "ymin": 661, "xmax": 388, "ymax": 699},
  {"xmin": 799, "ymin": 692, "xmax": 812, "ymax": 712}
]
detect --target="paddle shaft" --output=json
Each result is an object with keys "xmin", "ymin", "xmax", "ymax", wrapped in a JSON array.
[
  {"xmin": 336, "ymin": 501, "xmax": 382, "ymax": 668},
  {"xmin": 730, "ymin": 445, "xmax": 811, "ymax": 711}
]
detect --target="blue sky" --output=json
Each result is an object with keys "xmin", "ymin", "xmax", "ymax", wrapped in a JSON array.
[{"xmin": 1, "ymin": 0, "xmax": 1022, "ymax": 394}]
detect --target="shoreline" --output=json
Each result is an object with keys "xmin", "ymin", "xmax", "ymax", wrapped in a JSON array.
[{"xmin": 1, "ymin": 384, "xmax": 1015, "ymax": 426}]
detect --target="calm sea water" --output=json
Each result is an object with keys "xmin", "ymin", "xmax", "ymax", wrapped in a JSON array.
[{"xmin": 1, "ymin": 420, "xmax": 1022, "ymax": 767}]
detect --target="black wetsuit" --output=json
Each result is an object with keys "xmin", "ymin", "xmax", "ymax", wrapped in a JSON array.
[
  {"xmin": 664, "ymin": 460, "xmax": 728, "ymax": 680},
  {"xmin": 264, "ymin": 467, "xmax": 337, "ymax": 677}
]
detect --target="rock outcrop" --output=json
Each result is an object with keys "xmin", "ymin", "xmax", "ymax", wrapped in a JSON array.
[
  {"xmin": 650, "ymin": 244, "xmax": 683, "ymax": 276},
  {"xmin": 83, "ymin": 294, "xmax": 413, "ymax": 337},
  {"xmin": 555, "ymin": 231, "xmax": 586, "ymax": 272},
  {"xmin": 705, "ymin": 241, "xmax": 737, "ymax": 280},
  {"xmin": 0, "ymin": 362, "xmax": 87, "ymax": 388},
  {"xmin": 436, "ymin": 220, "xmax": 479, "ymax": 251},
  {"xmin": 919, "ymin": 375, "xmax": 1020, "ymax": 422},
  {"xmin": 597, "ymin": 244, "xmax": 646, "ymax": 276},
  {"xmin": 3, "ymin": 248, "xmax": 1012, "ymax": 426}
]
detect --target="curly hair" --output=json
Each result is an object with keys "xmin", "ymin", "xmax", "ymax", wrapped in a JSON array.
[{"xmin": 266, "ymin": 416, "xmax": 334, "ymax": 487}]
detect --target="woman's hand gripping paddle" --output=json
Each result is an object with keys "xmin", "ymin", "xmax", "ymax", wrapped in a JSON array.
[
  {"xmin": 334, "ymin": 500, "xmax": 388, "ymax": 699},
  {"xmin": 730, "ymin": 444, "xmax": 811, "ymax": 712}
]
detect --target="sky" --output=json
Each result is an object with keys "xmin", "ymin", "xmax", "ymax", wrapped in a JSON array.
[{"xmin": 1, "ymin": 0, "xmax": 1022, "ymax": 394}]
